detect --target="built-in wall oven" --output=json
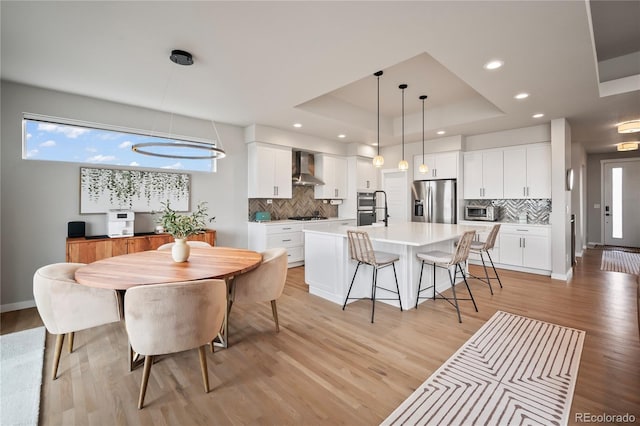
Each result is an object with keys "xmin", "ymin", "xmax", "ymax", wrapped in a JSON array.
[{"xmin": 357, "ymin": 192, "xmax": 376, "ymax": 226}]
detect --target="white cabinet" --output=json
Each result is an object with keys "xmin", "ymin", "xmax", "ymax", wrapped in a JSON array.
[
  {"xmin": 315, "ymin": 154, "xmax": 347, "ymax": 199},
  {"xmin": 499, "ymin": 225, "xmax": 551, "ymax": 271},
  {"xmin": 247, "ymin": 143, "xmax": 292, "ymax": 199},
  {"xmin": 248, "ymin": 222, "xmax": 304, "ymax": 267},
  {"xmin": 413, "ymin": 151, "xmax": 459, "ymax": 180},
  {"xmin": 463, "ymin": 150, "xmax": 503, "ymax": 199},
  {"xmin": 356, "ymin": 157, "xmax": 377, "ymax": 191},
  {"xmin": 503, "ymin": 144, "xmax": 551, "ymax": 199}
]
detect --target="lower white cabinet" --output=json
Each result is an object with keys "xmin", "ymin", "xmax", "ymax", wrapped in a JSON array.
[
  {"xmin": 248, "ymin": 222, "xmax": 304, "ymax": 267},
  {"xmin": 499, "ymin": 225, "xmax": 551, "ymax": 271}
]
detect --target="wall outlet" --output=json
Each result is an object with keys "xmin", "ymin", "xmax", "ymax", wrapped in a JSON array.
[
  {"xmin": 266, "ymin": 199, "xmax": 273, "ymax": 204},
  {"xmin": 323, "ymin": 200, "xmax": 328, "ymax": 204}
]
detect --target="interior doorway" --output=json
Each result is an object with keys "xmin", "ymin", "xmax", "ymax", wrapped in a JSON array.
[
  {"xmin": 381, "ymin": 170, "xmax": 409, "ymax": 224},
  {"xmin": 602, "ymin": 159, "xmax": 640, "ymax": 247}
]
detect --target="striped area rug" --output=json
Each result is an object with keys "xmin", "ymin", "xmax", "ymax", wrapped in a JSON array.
[
  {"xmin": 382, "ymin": 311, "xmax": 585, "ymax": 426},
  {"xmin": 601, "ymin": 250, "xmax": 640, "ymax": 275}
]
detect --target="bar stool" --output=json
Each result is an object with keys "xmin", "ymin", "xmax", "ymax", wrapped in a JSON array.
[
  {"xmin": 343, "ymin": 230, "xmax": 403, "ymax": 323},
  {"xmin": 415, "ymin": 230, "xmax": 477, "ymax": 323},
  {"xmin": 468, "ymin": 224, "xmax": 502, "ymax": 294}
]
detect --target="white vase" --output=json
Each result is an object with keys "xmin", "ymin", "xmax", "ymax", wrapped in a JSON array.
[{"xmin": 171, "ymin": 238, "xmax": 190, "ymax": 262}]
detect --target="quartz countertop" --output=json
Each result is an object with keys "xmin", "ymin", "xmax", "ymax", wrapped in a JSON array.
[
  {"xmin": 458, "ymin": 220, "xmax": 551, "ymax": 228},
  {"xmin": 303, "ymin": 221, "xmax": 486, "ymax": 247},
  {"xmin": 249, "ymin": 217, "xmax": 356, "ymax": 224}
]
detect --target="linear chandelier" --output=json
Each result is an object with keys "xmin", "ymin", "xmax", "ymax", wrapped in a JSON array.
[{"xmin": 131, "ymin": 50, "xmax": 226, "ymax": 160}]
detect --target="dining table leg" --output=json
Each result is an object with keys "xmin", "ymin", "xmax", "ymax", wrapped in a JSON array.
[{"xmin": 212, "ymin": 276, "xmax": 235, "ymax": 349}]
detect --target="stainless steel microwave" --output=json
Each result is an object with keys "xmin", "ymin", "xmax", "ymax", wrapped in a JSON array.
[{"xmin": 464, "ymin": 205, "xmax": 497, "ymax": 221}]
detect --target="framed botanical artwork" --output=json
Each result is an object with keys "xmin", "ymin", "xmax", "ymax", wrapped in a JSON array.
[{"xmin": 80, "ymin": 167, "xmax": 190, "ymax": 213}]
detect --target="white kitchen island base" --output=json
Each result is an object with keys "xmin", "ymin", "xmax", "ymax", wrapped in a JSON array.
[{"xmin": 304, "ymin": 222, "xmax": 487, "ymax": 310}]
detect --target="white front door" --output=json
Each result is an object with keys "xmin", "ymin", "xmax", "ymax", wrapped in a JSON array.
[{"xmin": 603, "ymin": 159, "xmax": 640, "ymax": 247}]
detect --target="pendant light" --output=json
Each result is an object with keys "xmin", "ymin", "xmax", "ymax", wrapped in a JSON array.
[
  {"xmin": 131, "ymin": 50, "xmax": 226, "ymax": 160},
  {"xmin": 418, "ymin": 95, "xmax": 429, "ymax": 174},
  {"xmin": 372, "ymin": 71, "xmax": 385, "ymax": 168},
  {"xmin": 398, "ymin": 84, "xmax": 409, "ymax": 171}
]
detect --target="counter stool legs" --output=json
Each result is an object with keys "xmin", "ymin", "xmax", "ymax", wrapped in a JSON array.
[
  {"xmin": 479, "ymin": 252, "xmax": 494, "ymax": 295},
  {"xmin": 343, "ymin": 262, "xmax": 361, "ymax": 310},
  {"xmin": 343, "ymin": 261, "xmax": 402, "ymax": 323},
  {"xmin": 486, "ymin": 250, "xmax": 503, "ymax": 288}
]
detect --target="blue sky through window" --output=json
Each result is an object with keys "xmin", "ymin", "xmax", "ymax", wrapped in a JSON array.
[{"xmin": 23, "ymin": 119, "xmax": 214, "ymax": 172}]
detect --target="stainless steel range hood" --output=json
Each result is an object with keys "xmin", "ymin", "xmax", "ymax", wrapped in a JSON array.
[{"xmin": 292, "ymin": 151, "xmax": 325, "ymax": 186}]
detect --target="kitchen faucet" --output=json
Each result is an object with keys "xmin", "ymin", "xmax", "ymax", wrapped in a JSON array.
[{"xmin": 373, "ymin": 190, "xmax": 389, "ymax": 227}]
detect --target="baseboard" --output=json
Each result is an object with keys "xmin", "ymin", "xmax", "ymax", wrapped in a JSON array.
[
  {"xmin": 551, "ymin": 267, "xmax": 573, "ymax": 281},
  {"xmin": 576, "ymin": 249, "xmax": 584, "ymax": 257},
  {"xmin": 1, "ymin": 299, "xmax": 36, "ymax": 313},
  {"xmin": 587, "ymin": 242, "xmax": 600, "ymax": 249}
]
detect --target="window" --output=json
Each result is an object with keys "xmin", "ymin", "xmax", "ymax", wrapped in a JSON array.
[
  {"xmin": 612, "ymin": 167, "xmax": 622, "ymax": 239},
  {"xmin": 22, "ymin": 116, "xmax": 216, "ymax": 172}
]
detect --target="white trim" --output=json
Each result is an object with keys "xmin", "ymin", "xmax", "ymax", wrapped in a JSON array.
[
  {"xmin": 600, "ymin": 158, "xmax": 640, "ymax": 245},
  {"xmin": 551, "ymin": 267, "xmax": 573, "ymax": 282},
  {"xmin": 1, "ymin": 299, "xmax": 36, "ymax": 313}
]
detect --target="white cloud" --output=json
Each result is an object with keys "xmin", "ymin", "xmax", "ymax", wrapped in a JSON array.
[
  {"xmin": 39, "ymin": 140, "xmax": 56, "ymax": 147},
  {"xmin": 25, "ymin": 149, "xmax": 39, "ymax": 158},
  {"xmin": 26, "ymin": 133, "xmax": 32, "ymax": 139},
  {"xmin": 87, "ymin": 154, "xmax": 116, "ymax": 163},
  {"xmin": 162, "ymin": 162, "xmax": 184, "ymax": 169},
  {"xmin": 118, "ymin": 141, "xmax": 132, "ymax": 149},
  {"xmin": 129, "ymin": 161, "xmax": 140, "ymax": 167},
  {"xmin": 38, "ymin": 122, "xmax": 90, "ymax": 138},
  {"xmin": 86, "ymin": 147, "xmax": 98, "ymax": 153}
]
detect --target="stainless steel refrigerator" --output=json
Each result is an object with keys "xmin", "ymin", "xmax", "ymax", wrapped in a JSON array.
[{"xmin": 411, "ymin": 179, "xmax": 457, "ymax": 223}]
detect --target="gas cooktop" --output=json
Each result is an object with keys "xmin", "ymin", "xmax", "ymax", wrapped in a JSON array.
[{"xmin": 288, "ymin": 216, "xmax": 328, "ymax": 221}]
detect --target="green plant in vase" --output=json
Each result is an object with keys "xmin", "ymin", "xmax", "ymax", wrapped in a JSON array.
[{"xmin": 157, "ymin": 201, "xmax": 215, "ymax": 262}]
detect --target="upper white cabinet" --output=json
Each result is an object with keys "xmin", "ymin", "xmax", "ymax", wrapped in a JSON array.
[
  {"xmin": 503, "ymin": 144, "xmax": 551, "ymax": 199},
  {"xmin": 413, "ymin": 151, "xmax": 459, "ymax": 180},
  {"xmin": 315, "ymin": 154, "xmax": 347, "ymax": 199},
  {"xmin": 463, "ymin": 150, "xmax": 503, "ymax": 199},
  {"xmin": 248, "ymin": 143, "xmax": 292, "ymax": 199},
  {"xmin": 356, "ymin": 157, "xmax": 377, "ymax": 191}
]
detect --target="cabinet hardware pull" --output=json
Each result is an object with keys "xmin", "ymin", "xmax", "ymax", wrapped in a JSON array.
[
  {"xmin": 523, "ymin": 187, "xmax": 526, "ymax": 197},
  {"xmin": 522, "ymin": 238, "xmax": 526, "ymax": 248},
  {"xmin": 516, "ymin": 229, "xmax": 528, "ymax": 232},
  {"xmin": 282, "ymin": 227, "xmax": 292, "ymax": 230},
  {"xmin": 526, "ymin": 186, "xmax": 529, "ymax": 196},
  {"xmin": 519, "ymin": 237, "xmax": 522, "ymax": 248},
  {"xmin": 282, "ymin": 239, "xmax": 292, "ymax": 242}
]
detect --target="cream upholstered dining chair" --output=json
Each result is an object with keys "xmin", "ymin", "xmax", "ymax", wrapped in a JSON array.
[
  {"xmin": 468, "ymin": 224, "xmax": 503, "ymax": 294},
  {"xmin": 415, "ymin": 230, "xmax": 477, "ymax": 323},
  {"xmin": 343, "ymin": 230, "xmax": 403, "ymax": 323},
  {"xmin": 124, "ymin": 279, "xmax": 226, "ymax": 409},
  {"xmin": 157, "ymin": 240, "xmax": 212, "ymax": 250},
  {"xmin": 231, "ymin": 247, "xmax": 287, "ymax": 332},
  {"xmin": 33, "ymin": 262, "xmax": 123, "ymax": 380}
]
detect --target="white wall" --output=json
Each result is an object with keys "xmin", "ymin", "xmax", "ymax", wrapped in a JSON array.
[
  {"xmin": 550, "ymin": 119, "xmax": 572, "ymax": 280},
  {"xmin": 571, "ymin": 142, "xmax": 587, "ymax": 256},
  {"xmin": 1, "ymin": 81, "xmax": 249, "ymax": 310}
]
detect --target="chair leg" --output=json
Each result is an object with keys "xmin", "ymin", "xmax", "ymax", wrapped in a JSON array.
[
  {"xmin": 391, "ymin": 263, "xmax": 403, "ymax": 311},
  {"xmin": 448, "ymin": 268, "xmax": 463, "ymax": 323},
  {"xmin": 416, "ymin": 260, "xmax": 425, "ymax": 309},
  {"xmin": 479, "ymin": 251, "xmax": 494, "ymax": 295},
  {"xmin": 458, "ymin": 263, "xmax": 478, "ymax": 312},
  {"xmin": 432, "ymin": 262, "xmax": 436, "ymax": 300},
  {"xmin": 52, "ymin": 333, "xmax": 65, "ymax": 380},
  {"xmin": 270, "ymin": 300, "xmax": 280, "ymax": 333},
  {"xmin": 138, "ymin": 355, "xmax": 154, "ymax": 409},
  {"xmin": 342, "ymin": 262, "xmax": 361, "ymax": 310},
  {"xmin": 486, "ymin": 250, "xmax": 503, "ymax": 288},
  {"xmin": 371, "ymin": 267, "xmax": 378, "ymax": 323},
  {"xmin": 68, "ymin": 332, "xmax": 75, "ymax": 353},
  {"xmin": 198, "ymin": 346, "xmax": 210, "ymax": 393}
]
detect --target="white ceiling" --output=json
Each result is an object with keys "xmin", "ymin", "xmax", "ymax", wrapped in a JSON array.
[{"xmin": 1, "ymin": 1, "xmax": 639, "ymax": 153}]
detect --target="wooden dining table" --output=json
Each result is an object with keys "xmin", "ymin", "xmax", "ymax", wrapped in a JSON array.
[{"xmin": 75, "ymin": 247, "xmax": 263, "ymax": 362}]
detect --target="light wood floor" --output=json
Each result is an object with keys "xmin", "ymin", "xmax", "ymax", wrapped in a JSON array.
[{"xmin": 2, "ymin": 248, "xmax": 639, "ymax": 425}]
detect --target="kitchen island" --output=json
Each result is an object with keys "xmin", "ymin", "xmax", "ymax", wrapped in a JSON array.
[{"xmin": 303, "ymin": 222, "xmax": 487, "ymax": 309}]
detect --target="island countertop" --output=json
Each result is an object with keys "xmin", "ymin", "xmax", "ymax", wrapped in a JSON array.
[{"xmin": 303, "ymin": 221, "xmax": 488, "ymax": 247}]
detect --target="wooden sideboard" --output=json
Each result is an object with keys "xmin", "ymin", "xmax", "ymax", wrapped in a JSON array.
[{"xmin": 66, "ymin": 230, "xmax": 216, "ymax": 263}]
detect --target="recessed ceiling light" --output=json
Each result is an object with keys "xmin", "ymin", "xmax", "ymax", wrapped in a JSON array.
[
  {"xmin": 338, "ymin": 134, "xmax": 346, "ymax": 138},
  {"xmin": 617, "ymin": 120, "xmax": 640, "ymax": 133},
  {"xmin": 617, "ymin": 142, "xmax": 639, "ymax": 151},
  {"xmin": 437, "ymin": 130, "xmax": 446, "ymax": 135},
  {"xmin": 483, "ymin": 60, "xmax": 504, "ymax": 70},
  {"xmin": 514, "ymin": 93, "xmax": 529, "ymax": 100},
  {"xmin": 532, "ymin": 113, "xmax": 544, "ymax": 118},
  {"xmin": 293, "ymin": 123, "xmax": 302, "ymax": 128}
]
